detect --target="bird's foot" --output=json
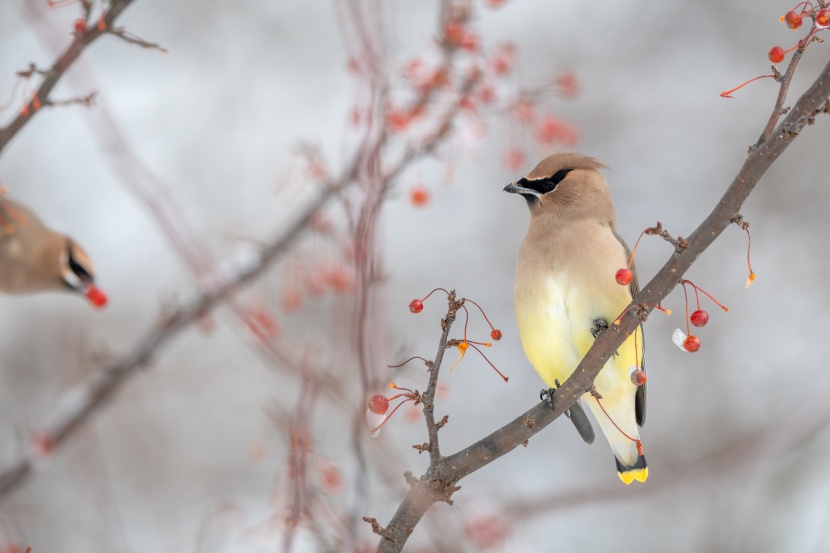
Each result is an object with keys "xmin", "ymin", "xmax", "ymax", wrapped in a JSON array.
[
  {"xmin": 540, "ymin": 388, "xmax": 556, "ymax": 410},
  {"xmin": 590, "ymin": 318, "xmax": 609, "ymax": 339},
  {"xmin": 541, "ymin": 379, "xmax": 562, "ymax": 411},
  {"xmin": 591, "ymin": 318, "xmax": 620, "ymax": 356}
]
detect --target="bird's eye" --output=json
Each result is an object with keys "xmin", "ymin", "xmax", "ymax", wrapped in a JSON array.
[{"xmin": 543, "ymin": 181, "xmax": 555, "ymax": 192}]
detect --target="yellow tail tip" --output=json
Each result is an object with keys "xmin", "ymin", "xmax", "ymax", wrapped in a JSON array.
[{"xmin": 618, "ymin": 467, "xmax": 648, "ymax": 485}]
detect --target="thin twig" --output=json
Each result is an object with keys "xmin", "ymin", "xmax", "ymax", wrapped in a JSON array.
[
  {"xmin": 753, "ymin": 33, "xmax": 810, "ymax": 148},
  {"xmin": 0, "ymin": 0, "xmax": 136, "ymax": 158}
]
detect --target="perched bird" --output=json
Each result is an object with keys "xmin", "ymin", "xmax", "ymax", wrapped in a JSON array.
[
  {"xmin": 0, "ymin": 196, "xmax": 107, "ymax": 307},
  {"xmin": 504, "ymin": 153, "xmax": 646, "ymax": 484}
]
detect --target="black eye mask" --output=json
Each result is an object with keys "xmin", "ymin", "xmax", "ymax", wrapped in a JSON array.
[{"xmin": 517, "ymin": 168, "xmax": 573, "ymax": 195}]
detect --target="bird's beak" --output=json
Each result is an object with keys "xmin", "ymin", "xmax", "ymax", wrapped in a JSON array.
[{"xmin": 503, "ymin": 182, "xmax": 541, "ymax": 199}]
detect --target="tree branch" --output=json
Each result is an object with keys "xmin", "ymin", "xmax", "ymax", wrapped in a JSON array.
[{"xmin": 373, "ymin": 53, "xmax": 830, "ymax": 553}]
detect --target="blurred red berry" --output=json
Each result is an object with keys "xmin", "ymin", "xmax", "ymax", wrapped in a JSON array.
[
  {"xmin": 486, "ymin": 0, "xmax": 507, "ymax": 7},
  {"xmin": 387, "ymin": 110, "xmax": 411, "ymax": 133},
  {"xmin": 491, "ymin": 329, "xmax": 502, "ymax": 341},
  {"xmin": 320, "ymin": 464, "xmax": 343, "ymax": 493},
  {"xmin": 281, "ymin": 286, "xmax": 303, "ymax": 312},
  {"xmin": 784, "ymin": 10, "xmax": 803, "ymax": 29},
  {"xmin": 461, "ymin": 31, "xmax": 480, "ymax": 51},
  {"xmin": 368, "ymin": 394, "xmax": 389, "ymax": 415},
  {"xmin": 464, "ymin": 514, "xmax": 510, "ymax": 549},
  {"xmin": 768, "ymin": 46, "xmax": 784, "ymax": 63},
  {"xmin": 504, "ymin": 148, "xmax": 525, "ymax": 171},
  {"xmin": 73, "ymin": 18, "xmax": 87, "ymax": 33},
  {"xmin": 615, "ymin": 268, "xmax": 633, "ymax": 285},
  {"xmin": 690, "ymin": 309, "xmax": 709, "ymax": 327},
  {"xmin": 555, "ymin": 71, "xmax": 579, "ymax": 97},
  {"xmin": 512, "ymin": 100, "xmax": 535, "ymax": 124},
  {"xmin": 444, "ymin": 21, "xmax": 465, "ymax": 45},
  {"xmin": 683, "ymin": 335, "xmax": 701, "ymax": 352},
  {"xmin": 409, "ymin": 185, "xmax": 430, "ymax": 207},
  {"xmin": 409, "ymin": 299, "xmax": 424, "ymax": 313},
  {"xmin": 817, "ymin": 9, "xmax": 830, "ymax": 27}
]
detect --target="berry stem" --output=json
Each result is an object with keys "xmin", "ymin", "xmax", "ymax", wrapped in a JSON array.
[
  {"xmin": 463, "ymin": 298, "xmax": 497, "ymax": 331},
  {"xmin": 625, "ymin": 228, "xmax": 650, "ymax": 270},
  {"xmin": 682, "ymin": 281, "xmax": 691, "ymax": 336},
  {"xmin": 387, "ymin": 356, "xmax": 431, "ymax": 369},
  {"xmin": 592, "ymin": 391, "xmax": 642, "ymax": 451},
  {"xmin": 370, "ymin": 398, "xmax": 413, "ymax": 434},
  {"xmin": 720, "ymin": 74, "xmax": 775, "ymax": 98},
  {"xmin": 682, "ymin": 279, "xmax": 729, "ymax": 312},
  {"xmin": 466, "ymin": 342, "xmax": 508, "ymax": 382}
]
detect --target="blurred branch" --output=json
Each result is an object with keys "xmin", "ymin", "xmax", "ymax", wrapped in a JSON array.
[
  {"xmin": 0, "ymin": 170, "xmax": 353, "ymax": 498},
  {"xmin": 372, "ymin": 53, "xmax": 830, "ymax": 553},
  {"xmin": 0, "ymin": 0, "xmax": 136, "ymax": 158}
]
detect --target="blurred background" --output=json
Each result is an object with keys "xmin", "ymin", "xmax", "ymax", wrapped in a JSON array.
[{"xmin": 2, "ymin": 0, "xmax": 830, "ymax": 551}]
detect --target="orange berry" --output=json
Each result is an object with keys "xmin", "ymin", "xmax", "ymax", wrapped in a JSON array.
[
  {"xmin": 491, "ymin": 329, "xmax": 502, "ymax": 341},
  {"xmin": 630, "ymin": 368, "xmax": 647, "ymax": 386},
  {"xmin": 409, "ymin": 185, "xmax": 430, "ymax": 207},
  {"xmin": 784, "ymin": 10, "xmax": 802, "ymax": 29},
  {"xmin": 368, "ymin": 394, "xmax": 389, "ymax": 415},
  {"xmin": 817, "ymin": 9, "xmax": 830, "ymax": 27},
  {"xmin": 768, "ymin": 46, "xmax": 784, "ymax": 64},
  {"xmin": 683, "ymin": 335, "xmax": 701, "ymax": 352}
]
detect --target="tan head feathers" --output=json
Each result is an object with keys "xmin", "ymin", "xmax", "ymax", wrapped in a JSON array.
[{"xmin": 524, "ymin": 153, "xmax": 609, "ymax": 180}]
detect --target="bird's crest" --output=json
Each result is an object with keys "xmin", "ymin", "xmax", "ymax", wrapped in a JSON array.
[{"xmin": 525, "ymin": 153, "xmax": 609, "ymax": 180}]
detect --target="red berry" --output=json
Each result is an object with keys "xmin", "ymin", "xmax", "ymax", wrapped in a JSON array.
[
  {"xmin": 73, "ymin": 18, "xmax": 87, "ymax": 33},
  {"xmin": 768, "ymin": 46, "xmax": 784, "ymax": 64},
  {"xmin": 630, "ymin": 368, "xmax": 647, "ymax": 386},
  {"xmin": 817, "ymin": 9, "xmax": 830, "ymax": 27},
  {"xmin": 683, "ymin": 335, "xmax": 701, "ymax": 352},
  {"xmin": 615, "ymin": 268, "xmax": 633, "ymax": 286},
  {"xmin": 491, "ymin": 329, "xmax": 502, "ymax": 341},
  {"xmin": 409, "ymin": 185, "xmax": 430, "ymax": 207},
  {"xmin": 368, "ymin": 394, "xmax": 389, "ymax": 415},
  {"xmin": 784, "ymin": 10, "xmax": 803, "ymax": 29},
  {"xmin": 85, "ymin": 286, "xmax": 108, "ymax": 309},
  {"xmin": 408, "ymin": 299, "xmax": 424, "ymax": 313},
  {"xmin": 690, "ymin": 309, "xmax": 709, "ymax": 327}
]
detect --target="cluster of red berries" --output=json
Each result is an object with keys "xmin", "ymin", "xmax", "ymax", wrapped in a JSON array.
[
  {"xmin": 676, "ymin": 280, "xmax": 729, "ymax": 353},
  {"xmin": 768, "ymin": 6, "xmax": 830, "ymax": 64},
  {"xmin": 408, "ymin": 290, "xmax": 503, "ymax": 343}
]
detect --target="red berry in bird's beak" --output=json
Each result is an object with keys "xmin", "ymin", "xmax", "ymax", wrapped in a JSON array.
[
  {"xmin": 615, "ymin": 268, "xmax": 633, "ymax": 286},
  {"xmin": 85, "ymin": 286, "xmax": 108, "ymax": 309},
  {"xmin": 368, "ymin": 394, "xmax": 389, "ymax": 415},
  {"xmin": 683, "ymin": 335, "xmax": 701, "ymax": 352},
  {"xmin": 408, "ymin": 299, "xmax": 424, "ymax": 313},
  {"xmin": 690, "ymin": 309, "xmax": 709, "ymax": 327}
]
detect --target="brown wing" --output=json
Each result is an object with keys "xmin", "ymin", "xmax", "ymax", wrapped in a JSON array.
[{"xmin": 612, "ymin": 228, "xmax": 646, "ymax": 427}]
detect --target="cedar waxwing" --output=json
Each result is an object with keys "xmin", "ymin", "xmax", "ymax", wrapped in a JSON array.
[
  {"xmin": 0, "ymin": 196, "xmax": 107, "ymax": 307},
  {"xmin": 504, "ymin": 153, "xmax": 646, "ymax": 484}
]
